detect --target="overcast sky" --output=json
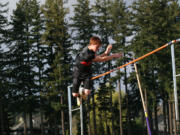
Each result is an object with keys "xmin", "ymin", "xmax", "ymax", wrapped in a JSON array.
[{"xmin": 1, "ymin": 0, "xmax": 135, "ymax": 19}]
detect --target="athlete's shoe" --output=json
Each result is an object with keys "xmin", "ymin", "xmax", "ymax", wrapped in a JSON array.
[{"xmin": 78, "ymin": 87, "xmax": 86, "ymax": 100}]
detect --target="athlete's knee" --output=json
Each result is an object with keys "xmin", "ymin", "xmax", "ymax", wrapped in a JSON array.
[{"xmin": 84, "ymin": 89, "xmax": 91, "ymax": 96}]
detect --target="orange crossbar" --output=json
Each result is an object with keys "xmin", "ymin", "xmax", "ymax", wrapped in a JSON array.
[{"xmin": 91, "ymin": 40, "xmax": 177, "ymax": 80}]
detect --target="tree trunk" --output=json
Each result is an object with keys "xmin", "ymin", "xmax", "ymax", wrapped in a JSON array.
[
  {"xmin": 168, "ymin": 101, "xmax": 173, "ymax": 135},
  {"xmin": 61, "ymin": 95, "xmax": 65, "ymax": 135},
  {"xmin": 29, "ymin": 112, "xmax": 33, "ymax": 135},
  {"xmin": 105, "ymin": 111, "xmax": 108, "ymax": 134},
  {"xmin": 153, "ymin": 69, "xmax": 158, "ymax": 134},
  {"xmin": 163, "ymin": 99, "xmax": 167, "ymax": 135},
  {"xmin": 149, "ymin": 106, "xmax": 153, "ymax": 135},
  {"xmin": 92, "ymin": 92, "xmax": 97, "ymax": 135},
  {"xmin": 87, "ymin": 100, "xmax": 91, "ymax": 135},
  {"xmin": 109, "ymin": 86, "xmax": 114, "ymax": 135},
  {"xmin": 118, "ymin": 79, "xmax": 123, "ymax": 135},
  {"xmin": 0, "ymin": 98, "xmax": 4, "ymax": 135},
  {"xmin": 154, "ymin": 98, "xmax": 159, "ymax": 135},
  {"xmin": 167, "ymin": 101, "xmax": 170, "ymax": 135},
  {"xmin": 40, "ymin": 99, "xmax": 44, "ymax": 135},
  {"xmin": 38, "ymin": 53, "xmax": 44, "ymax": 135},
  {"xmin": 172, "ymin": 102, "xmax": 177, "ymax": 135},
  {"xmin": 24, "ymin": 112, "xmax": 27, "ymax": 135},
  {"xmin": 54, "ymin": 117, "xmax": 57, "ymax": 135},
  {"xmin": 124, "ymin": 66, "xmax": 131, "ymax": 135}
]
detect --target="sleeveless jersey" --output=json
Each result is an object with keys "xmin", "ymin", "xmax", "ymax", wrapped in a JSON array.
[{"xmin": 74, "ymin": 46, "xmax": 95, "ymax": 79}]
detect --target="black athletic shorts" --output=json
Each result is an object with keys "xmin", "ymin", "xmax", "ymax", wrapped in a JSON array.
[
  {"xmin": 72, "ymin": 46, "xmax": 95, "ymax": 93},
  {"xmin": 72, "ymin": 67, "xmax": 93, "ymax": 93}
]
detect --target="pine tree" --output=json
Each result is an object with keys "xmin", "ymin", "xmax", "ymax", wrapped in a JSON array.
[
  {"xmin": 71, "ymin": 0, "xmax": 95, "ymax": 50},
  {"xmin": 7, "ymin": 0, "xmax": 41, "ymax": 134},
  {"xmin": 29, "ymin": 0, "xmax": 46, "ymax": 134},
  {"xmin": 0, "ymin": 1, "xmax": 10, "ymax": 134},
  {"xmin": 41, "ymin": 0, "xmax": 72, "ymax": 134},
  {"xmin": 109, "ymin": 0, "xmax": 132, "ymax": 134}
]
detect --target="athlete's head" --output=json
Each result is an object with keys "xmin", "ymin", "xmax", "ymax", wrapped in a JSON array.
[{"xmin": 89, "ymin": 36, "xmax": 102, "ymax": 46}]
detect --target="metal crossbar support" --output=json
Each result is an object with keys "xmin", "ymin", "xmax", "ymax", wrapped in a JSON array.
[
  {"xmin": 171, "ymin": 44, "xmax": 179, "ymax": 122},
  {"xmin": 68, "ymin": 86, "xmax": 84, "ymax": 135},
  {"xmin": 72, "ymin": 108, "xmax": 80, "ymax": 112},
  {"xmin": 176, "ymin": 74, "xmax": 180, "ymax": 77}
]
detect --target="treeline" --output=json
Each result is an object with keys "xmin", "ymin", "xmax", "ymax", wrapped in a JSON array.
[{"xmin": 0, "ymin": 0, "xmax": 180, "ymax": 135}]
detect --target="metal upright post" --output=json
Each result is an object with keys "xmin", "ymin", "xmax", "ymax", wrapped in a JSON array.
[
  {"xmin": 171, "ymin": 44, "xmax": 179, "ymax": 122},
  {"xmin": 68, "ymin": 85, "xmax": 84, "ymax": 135},
  {"xmin": 80, "ymin": 98, "xmax": 84, "ymax": 135},
  {"xmin": 68, "ymin": 86, "xmax": 73, "ymax": 135}
]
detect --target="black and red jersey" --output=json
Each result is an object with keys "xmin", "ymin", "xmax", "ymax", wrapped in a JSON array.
[{"xmin": 74, "ymin": 46, "xmax": 95, "ymax": 79}]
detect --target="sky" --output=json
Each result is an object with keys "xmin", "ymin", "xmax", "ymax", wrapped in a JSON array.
[
  {"xmin": 2, "ymin": 0, "xmax": 180, "ymax": 18},
  {"xmin": 1, "ymin": 0, "xmax": 135, "ymax": 19}
]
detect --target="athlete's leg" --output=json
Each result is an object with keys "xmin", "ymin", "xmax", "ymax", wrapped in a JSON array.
[
  {"xmin": 72, "ymin": 77, "xmax": 81, "ymax": 97},
  {"xmin": 72, "ymin": 77, "xmax": 82, "ymax": 105},
  {"xmin": 83, "ymin": 77, "xmax": 92, "ymax": 96}
]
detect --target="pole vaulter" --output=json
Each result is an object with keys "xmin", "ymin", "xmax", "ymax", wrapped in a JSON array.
[{"xmin": 91, "ymin": 39, "xmax": 180, "ymax": 80}]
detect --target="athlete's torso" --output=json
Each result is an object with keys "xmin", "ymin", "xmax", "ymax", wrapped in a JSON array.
[{"xmin": 74, "ymin": 46, "xmax": 95, "ymax": 79}]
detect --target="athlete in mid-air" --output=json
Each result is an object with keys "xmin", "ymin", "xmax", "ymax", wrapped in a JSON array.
[{"xmin": 72, "ymin": 36, "xmax": 122, "ymax": 104}]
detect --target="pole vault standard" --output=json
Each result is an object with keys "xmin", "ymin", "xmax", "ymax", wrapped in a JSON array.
[
  {"xmin": 134, "ymin": 61, "xmax": 152, "ymax": 135},
  {"xmin": 68, "ymin": 86, "xmax": 84, "ymax": 135},
  {"xmin": 91, "ymin": 39, "xmax": 180, "ymax": 80},
  {"xmin": 171, "ymin": 43, "xmax": 179, "ymax": 127}
]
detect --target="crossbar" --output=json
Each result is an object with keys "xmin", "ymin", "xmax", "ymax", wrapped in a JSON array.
[{"xmin": 91, "ymin": 39, "xmax": 180, "ymax": 80}]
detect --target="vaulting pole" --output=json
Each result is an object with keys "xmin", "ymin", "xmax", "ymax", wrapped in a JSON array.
[{"xmin": 134, "ymin": 61, "xmax": 152, "ymax": 135}]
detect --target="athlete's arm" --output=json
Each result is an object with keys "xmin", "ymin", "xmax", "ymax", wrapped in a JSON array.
[
  {"xmin": 98, "ymin": 45, "xmax": 112, "ymax": 57},
  {"xmin": 92, "ymin": 53, "xmax": 122, "ymax": 62}
]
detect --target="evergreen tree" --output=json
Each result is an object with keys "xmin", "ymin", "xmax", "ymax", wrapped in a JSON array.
[
  {"xmin": 71, "ymin": 0, "xmax": 95, "ymax": 50},
  {"xmin": 109, "ymin": 0, "xmax": 132, "ymax": 134},
  {"xmin": 0, "ymin": 1, "xmax": 10, "ymax": 135},
  {"xmin": 41, "ymin": 0, "xmax": 72, "ymax": 134},
  {"xmin": 7, "ymin": 0, "xmax": 41, "ymax": 134},
  {"xmin": 29, "ymin": 0, "xmax": 46, "ymax": 134},
  {"xmin": 96, "ymin": 82, "xmax": 116, "ymax": 135}
]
